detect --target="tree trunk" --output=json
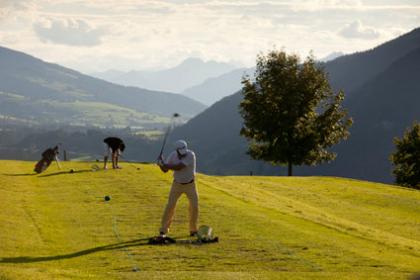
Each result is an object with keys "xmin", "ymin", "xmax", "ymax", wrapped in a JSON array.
[{"xmin": 288, "ymin": 161, "xmax": 293, "ymax": 176}]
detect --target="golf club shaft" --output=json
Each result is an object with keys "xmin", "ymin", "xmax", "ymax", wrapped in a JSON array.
[
  {"xmin": 55, "ymin": 157, "xmax": 62, "ymax": 169},
  {"xmin": 157, "ymin": 114, "xmax": 179, "ymax": 160},
  {"xmin": 158, "ymin": 125, "xmax": 171, "ymax": 159}
]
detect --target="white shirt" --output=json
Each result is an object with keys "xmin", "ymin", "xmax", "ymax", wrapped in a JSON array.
[{"xmin": 165, "ymin": 149, "xmax": 196, "ymax": 183}]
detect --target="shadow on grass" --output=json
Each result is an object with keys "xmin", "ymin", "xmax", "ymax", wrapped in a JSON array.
[
  {"xmin": 38, "ymin": 169, "xmax": 94, "ymax": 177},
  {"xmin": 0, "ymin": 238, "xmax": 150, "ymax": 263},
  {"xmin": 1, "ymin": 173, "xmax": 37, "ymax": 177},
  {"xmin": 0, "ymin": 235, "xmax": 205, "ymax": 264}
]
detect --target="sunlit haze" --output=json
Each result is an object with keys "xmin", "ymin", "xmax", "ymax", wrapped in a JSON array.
[{"xmin": 1, "ymin": 0, "xmax": 419, "ymax": 73}]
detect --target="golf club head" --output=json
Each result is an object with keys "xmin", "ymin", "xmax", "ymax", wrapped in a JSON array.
[{"xmin": 157, "ymin": 113, "xmax": 181, "ymax": 160}]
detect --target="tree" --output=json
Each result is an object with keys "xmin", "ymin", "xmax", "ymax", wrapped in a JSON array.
[
  {"xmin": 390, "ymin": 122, "xmax": 420, "ymax": 189},
  {"xmin": 240, "ymin": 50, "xmax": 352, "ymax": 176}
]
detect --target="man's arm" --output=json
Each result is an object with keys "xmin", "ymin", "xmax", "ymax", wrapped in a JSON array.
[
  {"xmin": 158, "ymin": 161, "xmax": 169, "ymax": 173},
  {"xmin": 157, "ymin": 152, "xmax": 187, "ymax": 172},
  {"xmin": 162, "ymin": 162, "xmax": 186, "ymax": 171},
  {"xmin": 157, "ymin": 156, "xmax": 170, "ymax": 172},
  {"xmin": 158, "ymin": 159, "xmax": 185, "ymax": 171}
]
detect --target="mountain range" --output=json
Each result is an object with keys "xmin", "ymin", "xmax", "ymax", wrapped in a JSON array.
[
  {"xmin": 90, "ymin": 53, "xmax": 345, "ymax": 107},
  {"xmin": 179, "ymin": 52, "xmax": 342, "ymax": 106},
  {"xmin": 0, "ymin": 46, "xmax": 206, "ymax": 128},
  {"xmin": 181, "ymin": 67, "xmax": 251, "ymax": 106},
  {"xmin": 180, "ymin": 32, "xmax": 420, "ymax": 107},
  {"xmin": 170, "ymin": 27, "xmax": 420, "ymax": 183},
  {"xmin": 91, "ymin": 58, "xmax": 237, "ymax": 93}
]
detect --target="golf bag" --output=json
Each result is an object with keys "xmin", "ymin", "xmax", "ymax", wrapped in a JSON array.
[{"xmin": 34, "ymin": 146, "xmax": 59, "ymax": 174}]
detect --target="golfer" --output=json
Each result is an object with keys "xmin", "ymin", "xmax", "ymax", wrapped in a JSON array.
[
  {"xmin": 158, "ymin": 140, "xmax": 198, "ymax": 237},
  {"xmin": 103, "ymin": 137, "xmax": 125, "ymax": 169}
]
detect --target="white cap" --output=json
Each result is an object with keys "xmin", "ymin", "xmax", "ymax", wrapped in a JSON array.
[{"xmin": 175, "ymin": 140, "xmax": 188, "ymax": 155}]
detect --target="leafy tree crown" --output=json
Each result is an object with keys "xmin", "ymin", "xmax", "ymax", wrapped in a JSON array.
[{"xmin": 240, "ymin": 50, "xmax": 352, "ymax": 170}]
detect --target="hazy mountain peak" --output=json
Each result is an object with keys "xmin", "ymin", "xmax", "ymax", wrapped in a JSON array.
[
  {"xmin": 320, "ymin": 52, "xmax": 344, "ymax": 62},
  {"xmin": 91, "ymin": 57, "xmax": 238, "ymax": 93},
  {"xmin": 169, "ymin": 57, "xmax": 235, "ymax": 72},
  {"xmin": 178, "ymin": 57, "xmax": 203, "ymax": 66}
]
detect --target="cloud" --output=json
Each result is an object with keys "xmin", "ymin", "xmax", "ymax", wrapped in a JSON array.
[
  {"xmin": 0, "ymin": 0, "xmax": 33, "ymax": 20},
  {"xmin": 33, "ymin": 18, "xmax": 106, "ymax": 46},
  {"xmin": 292, "ymin": 0, "xmax": 363, "ymax": 11},
  {"xmin": 1, "ymin": 0, "xmax": 417, "ymax": 74},
  {"xmin": 339, "ymin": 20, "xmax": 381, "ymax": 39}
]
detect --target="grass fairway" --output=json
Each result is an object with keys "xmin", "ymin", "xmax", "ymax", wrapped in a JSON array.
[{"xmin": 0, "ymin": 160, "xmax": 419, "ymax": 279}]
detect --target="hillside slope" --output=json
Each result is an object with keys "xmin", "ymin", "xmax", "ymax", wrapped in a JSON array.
[
  {"xmin": 171, "ymin": 29, "xmax": 420, "ymax": 183},
  {"xmin": 326, "ymin": 27, "xmax": 420, "ymax": 92},
  {"xmin": 0, "ymin": 46, "xmax": 206, "ymax": 127},
  {"xmin": 0, "ymin": 161, "xmax": 419, "ymax": 279},
  {"xmin": 305, "ymin": 46, "xmax": 420, "ymax": 182}
]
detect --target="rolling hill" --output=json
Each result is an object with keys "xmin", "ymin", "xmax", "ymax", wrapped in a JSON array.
[
  {"xmin": 0, "ymin": 161, "xmax": 419, "ymax": 279},
  {"xmin": 326, "ymin": 27, "xmax": 420, "ymax": 93},
  {"xmin": 0, "ymin": 46, "xmax": 206, "ymax": 128},
  {"xmin": 308, "ymin": 46, "xmax": 420, "ymax": 182},
  {"xmin": 170, "ymin": 27, "xmax": 420, "ymax": 183}
]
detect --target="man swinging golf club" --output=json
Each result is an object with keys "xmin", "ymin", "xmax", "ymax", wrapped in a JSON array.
[{"xmin": 157, "ymin": 140, "xmax": 198, "ymax": 238}]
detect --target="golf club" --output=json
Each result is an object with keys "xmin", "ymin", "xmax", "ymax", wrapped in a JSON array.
[
  {"xmin": 55, "ymin": 142, "xmax": 63, "ymax": 170},
  {"xmin": 55, "ymin": 157, "xmax": 62, "ymax": 170},
  {"xmin": 157, "ymin": 113, "xmax": 180, "ymax": 161}
]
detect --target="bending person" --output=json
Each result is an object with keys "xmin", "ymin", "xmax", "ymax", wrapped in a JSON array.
[{"xmin": 103, "ymin": 137, "xmax": 125, "ymax": 169}]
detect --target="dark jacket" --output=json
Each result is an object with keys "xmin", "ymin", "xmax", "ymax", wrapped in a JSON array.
[{"xmin": 104, "ymin": 137, "xmax": 125, "ymax": 152}]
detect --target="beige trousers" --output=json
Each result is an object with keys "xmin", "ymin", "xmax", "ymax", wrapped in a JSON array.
[{"xmin": 160, "ymin": 181, "xmax": 199, "ymax": 234}]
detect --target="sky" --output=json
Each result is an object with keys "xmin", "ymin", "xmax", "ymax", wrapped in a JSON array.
[{"xmin": 1, "ymin": 0, "xmax": 419, "ymax": 74}]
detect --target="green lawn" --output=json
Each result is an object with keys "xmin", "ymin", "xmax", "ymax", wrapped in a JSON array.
[{"xmin": 0, "ymin": 160, "xmax": 419, "ymax": 279}]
